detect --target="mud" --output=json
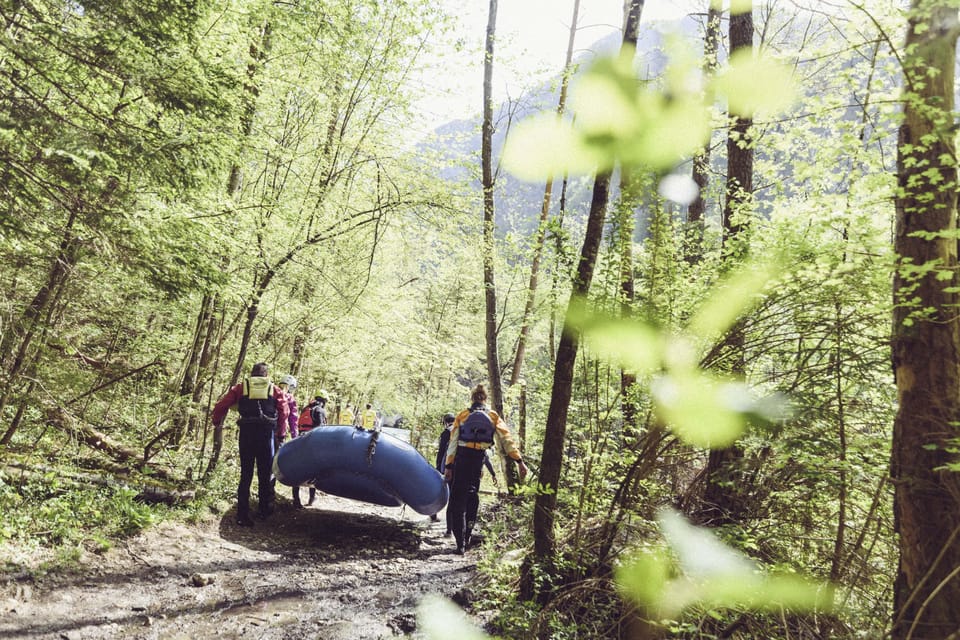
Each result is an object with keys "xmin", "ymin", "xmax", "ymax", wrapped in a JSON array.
[{"xmin": 0, "ymin": 494, "xmax": 485, "ymax": 639}]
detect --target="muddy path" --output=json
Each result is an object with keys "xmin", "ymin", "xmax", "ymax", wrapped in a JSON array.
[{"xmin": 0, "ymin": 495, "xmax": 484, "ymax": 639}]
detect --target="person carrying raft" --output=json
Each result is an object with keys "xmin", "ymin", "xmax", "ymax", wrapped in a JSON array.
[
  {"xmin": 444, "ymin": 384, "xmax": 527, "ymax": 554},
  {"xmin": 292, "ymin": 390, "xmax": 328, "ymax": 508},
  {"xmin": 211, "ymin": 362, "xmax": 290, "ymax": 526}
]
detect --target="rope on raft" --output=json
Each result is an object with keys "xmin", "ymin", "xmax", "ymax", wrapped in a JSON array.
[{"xmin": 365, "ymin": 429, "xmax": 381, "ymax": 466}]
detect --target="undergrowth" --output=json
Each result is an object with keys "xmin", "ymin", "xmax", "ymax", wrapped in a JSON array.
[{"xmin": 0, "ymin": 453, "xmax": 236, "ymax": 573}]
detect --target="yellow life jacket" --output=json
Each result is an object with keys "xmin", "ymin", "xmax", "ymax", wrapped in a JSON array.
[{"xmin": 242, "ymin": 376, "xmax": 273, "ymax": 400}]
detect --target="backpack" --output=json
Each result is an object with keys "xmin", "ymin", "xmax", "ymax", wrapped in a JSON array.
[
  {"xmin": 297, "ymin": 406, "xmax": 313, "ymax": 428},
  {"xmin": 297, "ymin": 402, "xmax": 327, "ymax": 429},
  {"xmin": 459, "ymin": 408, "xmax": 495, "ymax": 444}
]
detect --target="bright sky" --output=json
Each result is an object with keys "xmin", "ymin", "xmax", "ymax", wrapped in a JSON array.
[{"xmin": 412, "ymin": 0, "xmax": 704, "ymax": 132}]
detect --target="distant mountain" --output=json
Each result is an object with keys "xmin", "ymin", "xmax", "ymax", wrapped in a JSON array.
[{"xmin": 423, "ymin": 16, "xmax": 701, "ymax": 242}]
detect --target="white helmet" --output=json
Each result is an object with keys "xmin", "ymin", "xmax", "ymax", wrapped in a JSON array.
[{"xmin": 281, "ymin": 374, "xmax": 297, "ymax": 389}]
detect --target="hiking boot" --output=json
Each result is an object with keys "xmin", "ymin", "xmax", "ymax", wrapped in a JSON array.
[
  {"xmin": 236, "ymin": 513, "xmax": 254, "ymax": 527},
  {"xmin": 466, "ymin": 533, "xmax": 484, "ymax": 548}
]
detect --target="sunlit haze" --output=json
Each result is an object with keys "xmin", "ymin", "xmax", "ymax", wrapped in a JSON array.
[{"xmin": 412, "ymin": 0, "xmax": 703, "ymax": 133}]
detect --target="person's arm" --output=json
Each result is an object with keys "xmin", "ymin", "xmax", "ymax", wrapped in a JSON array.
[
  {"xmin": 287, "ymin": 398, "xmax": 299, "ymax": 439},
  {"xmin": 210, "ymin": 385, "xmax": 241, "ymax": 427},
  {"xmin": 483, "ymin": 453, "xmax": 496, "ymax": 478},
  {"xmin": 273, "ymin": 387, "xmax": 290, "ymax": 438},
  {"xmin": 436, "ymin": 429, "xmax": 449, "ymax": 470},
  {"xmin": 493, "ymin": 415, "xmax": 528, "ymax": 480},
  {"xmin": 443, "ymin": 414, "xmax": 464, "ymax": 480}
]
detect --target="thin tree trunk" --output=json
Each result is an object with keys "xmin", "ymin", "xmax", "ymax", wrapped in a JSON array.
[
  {"xmin": 890, "ymin": 4, "xmax": 960, "ymax": 638},
  {"xmin": 614, "ymin": 175, "xmax": 641, "ymax": 432},
  {"xmin": 510, "ymin": 0, "xmax": 580, "ymax": 388},
  {"xmin": 701, "ymin": 3, "xmax": 754, "ymax": 527},
  {"xmin": 527, "ymin": 3, "xmax": 645, "ymax": 602},
  {"xmin": 481, "ymin": 0, "xmax": 503, "ymax": 416},
  {"xmin": 0, "ymin": 210, "xmax": 80, "ymax": 444},
  {"xmin": 613, "ymin": 0, "xmax": 646, "ymax": 436},
  {"xmin": 188, "ymin": 20, "xmax": 272, "ymax": 448},
  {"xmin": 685, "ymin": 5, "xmax": 721, "ymax": 264},
  {"xmin": 549, "ymin": 174, "xmax": 571, "ymax": 362}
]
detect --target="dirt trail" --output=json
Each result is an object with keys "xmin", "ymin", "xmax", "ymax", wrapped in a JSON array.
[{"xmin": 0, "ymin": 495, "xmax": 481, "ymax": 639}]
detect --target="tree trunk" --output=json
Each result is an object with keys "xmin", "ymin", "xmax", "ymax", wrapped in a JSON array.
[
  {"xmin": 891, "ymin": 4, "xmax": 960, "ymax": 638},
  {"xmin": 0, "ymin": 209, "xmax": 80, "ymax": 444},
  {"xmin": 481, "ymin": 0, "xmax": 504, "ymax": 416},
  {"xmin": 685, "ymin": 4, "xmax": 721, "ymax": 264},
  {"xmin": 510, "ymin": 0, "xmax": 580, "ymax": 388},
  {"xmin": 613, "ymin": 2, "xmax": 643, "ymax": 436},
  {"xmin": 526, "ymin": 1, "xmax": 645, "ymax": 604},
  {"xmin": 700, "ymin": 2, "xmax": 754, "ymax": 527},
  {"xmin": 188, "ymin": 20, "xmax": 272, "ymax": 448},
  {"xmin": 479, "ymin": 0, "xmax": 522, "ymax": 492}
]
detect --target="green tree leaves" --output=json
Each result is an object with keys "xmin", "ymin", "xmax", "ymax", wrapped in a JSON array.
[
  {"xmin": 503, "ymin": 43, "xmax": 795, "ymax": 180},
  {"xmin": 617, "ymin": 510, "xmax": 833, "ymax": 617},
  {"xmin": 579, "ymin": 259, "xmax": 785, "ymax": 448}
]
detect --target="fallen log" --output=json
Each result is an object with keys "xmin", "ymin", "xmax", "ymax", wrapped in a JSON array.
[
  {"xmin": 45, "ymin": 406, "xmax": 179, "ymax": 483},
  {"xmin": 1, "ymin": 461, "xmax": 195, "ymax": 505}
]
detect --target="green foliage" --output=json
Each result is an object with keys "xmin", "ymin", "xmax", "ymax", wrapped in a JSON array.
[
  {"xmin": 577, "ymin": 259, "xmax": 787, "ymax": 448},
  {"xmin": 503, "ymin": 39, "xmax": 795, "ymax": 179},
  {"xmin": 0, "ymin": 477, "xmax": 158, "ymax": 550},
  {"xmin": 419, "ymin": 595, "xmax": 490, "ymax": 640},
  {"xmin": 616, "ymin": 509, "xmax": 833, "ymax": 616}
]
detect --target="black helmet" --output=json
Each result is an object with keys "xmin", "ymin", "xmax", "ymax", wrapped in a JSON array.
[{"xmin": 442, "ymin": 412, "xmax": 455, "ymax": 425}]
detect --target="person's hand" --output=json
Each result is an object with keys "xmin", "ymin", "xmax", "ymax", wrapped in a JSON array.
[{"xmin": 517, "ymin": 460, "xmax": 528, "ymax": 481}]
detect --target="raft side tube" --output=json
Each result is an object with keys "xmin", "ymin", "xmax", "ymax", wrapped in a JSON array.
[{"xmin": 274, "ymin": 426, "xmax": 448, "ymax": 515}]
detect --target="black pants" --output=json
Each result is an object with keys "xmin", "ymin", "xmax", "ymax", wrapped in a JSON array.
[
  {"xmin": 293, "ymin": 485, "xmax": 316, "ymax": 506},
  {"xmin": 237, "ymin": 422, "xmax": 275, "ymax": 517},
  {"xmin": 447, "ymin": 447, "xmax": 487, "ymax": 549}
]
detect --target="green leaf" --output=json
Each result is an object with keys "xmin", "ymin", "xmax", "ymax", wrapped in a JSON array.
[
  {"xmin": 621, "ymin": 94, "xmax": 711, "ymax": 169},
  {"xmin": 650, "ymin": 370, "xmax": 749, "ymax": 448},
  {"xmin": 659, "ymin": 509, "xmax": 755, "ymax": 577},
  {"xmin": 713, "ymin": 50, "xmax": 796, "ymax": 117},
  {"xmin": 417, "ymin": 595, "xmax": 488, "ymax": 640},
  {"xmin": 502, "ymin": 114, "xmax": 606, "ymax": 181},
  {"xmin": 580, "ymin": 317, "xmax": 663, "ymax": 375},
  {"xmin": 617, "ymin": 509, "xmax": 834, "ymax": 616},
  {"xmin": 572, "ymin": 68, "xmax": 638, "ymax": 141},
  {"xmin": 615, "ymin": 550, "xmax": 671, "ymax": 607},
  {"xmin": 687, "ymin": 260, "xmax": 779, "ymax": 341}
]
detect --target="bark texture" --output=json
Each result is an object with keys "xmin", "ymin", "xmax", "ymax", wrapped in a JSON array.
[{"xmin": 891, "ymin": 4, "xmax": 960, "ymax": 638}]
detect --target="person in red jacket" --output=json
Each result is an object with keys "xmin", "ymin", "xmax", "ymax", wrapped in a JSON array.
[
  {"xmin": 211, "ymin": 362, "xmax": 290, "ymax": 527},
  {"xmin": 277, "ymin": 374, "xmax": 299, "ymax": 448}
]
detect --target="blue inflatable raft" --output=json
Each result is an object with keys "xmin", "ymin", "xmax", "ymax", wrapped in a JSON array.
[{"xmin": 273, "ymin": 426, "xmax": 448, "ymax": 516}]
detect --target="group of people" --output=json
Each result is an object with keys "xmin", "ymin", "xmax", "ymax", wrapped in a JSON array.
[
  {"xmin": 210, "ymin": 363, "xmax": 378, "ymax": 525},
  {"xmin": 211, "ymin": 363, "xmax": 529, "ymax": 554}
]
